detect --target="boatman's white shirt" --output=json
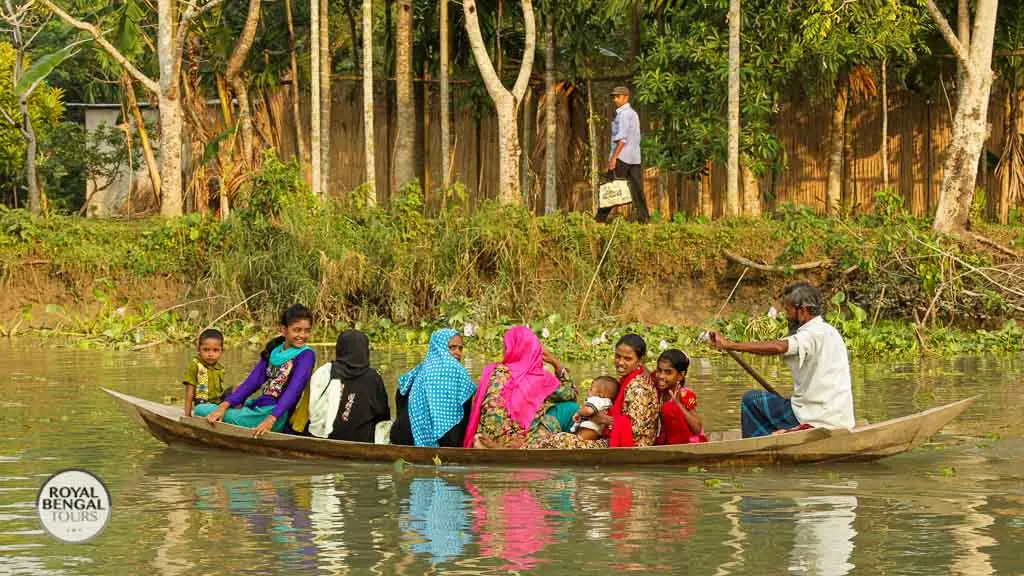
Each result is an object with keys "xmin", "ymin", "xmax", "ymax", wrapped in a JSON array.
[{"xmin": 783, "ymin": 316, "xmax": 856, "ymax": 430}]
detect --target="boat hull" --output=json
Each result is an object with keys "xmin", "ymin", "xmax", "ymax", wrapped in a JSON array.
[{"xmin": 104, "ymin": 389, "xmax": 975, "ymax": 467}]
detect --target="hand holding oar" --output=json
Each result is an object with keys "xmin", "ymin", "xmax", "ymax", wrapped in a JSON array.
[{"xmin": 702, "ymin": 331, "xmax": 782, "ymax": 397}]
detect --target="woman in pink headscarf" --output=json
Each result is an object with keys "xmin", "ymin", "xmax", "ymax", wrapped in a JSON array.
[{"xmin": 463, "ymin": 326, "xmax": 578, "ymax": 448}]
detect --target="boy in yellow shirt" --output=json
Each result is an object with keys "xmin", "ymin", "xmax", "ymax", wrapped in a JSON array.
[{"xmin": 183, "ymin": 329, "xmax": 228, "ymax": 417}]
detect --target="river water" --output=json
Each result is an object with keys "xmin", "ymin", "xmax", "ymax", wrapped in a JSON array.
[{"xmin": 1, "ymin": 343, "xmax": 1022, "ymax": 575}]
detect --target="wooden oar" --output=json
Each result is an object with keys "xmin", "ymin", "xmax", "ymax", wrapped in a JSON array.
[
  {"xmin": 724, "ymin": 349, "xmax": 782, "ymax": 397},
  {"xmin": 697, "ymin": 262, "xmax": 782, "ymax": 397}
]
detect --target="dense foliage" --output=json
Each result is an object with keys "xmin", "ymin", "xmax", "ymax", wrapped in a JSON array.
[
  {"xmin": 0, "ymin": 42, "xmax": 64, "ymax": 203},
  {"xmin": 0, "ymin": 153, "xmax": 1019, "ymax": 357}
]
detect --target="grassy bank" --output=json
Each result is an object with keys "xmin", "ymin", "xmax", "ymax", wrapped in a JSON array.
[{"xmin": 0, "ymin": 158, "xmax": 1021, "ymax": 358}]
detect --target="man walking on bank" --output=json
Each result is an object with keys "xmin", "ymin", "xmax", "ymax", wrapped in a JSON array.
[
  {"xmin": 707, "ymin": 282, "xmax": 856, "ymax": 438},
  {"xmin": 596, "ymin": 86, "xmax": 649, "ymax": 223}
]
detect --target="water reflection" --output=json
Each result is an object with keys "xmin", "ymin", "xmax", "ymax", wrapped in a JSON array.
[
  {"xmin": 309, "ymin": 474, "xmax": 350, "ymax": 573},
  {"xmin": 153, "ymin": 483, "xmax": 193, "ymax": 576},
  {"xmin": 950, "ymin": 454, "xmax": 998, "ymax": 576},
  {"xmin": 2, "ymin": 343, "xmax": 1023, "ymax": 574},
  {"xmin": 400, "ymin": 477, "xmax": 471, "ymax": 565},
  {"xmin": 788, "ymin": 496, "xmax": 858, "ymax": 576},
  {"xmin": 714, "ymin": 496, "xmax": 745, "ymax": 576},
  {"xmin": 465, "ymin": 471, "xmax": 557, "ymax": 571},
  {"xmin": 734, "ymin": 494, "xmax": 857, "ymax": 576},
  {"xmin": 951, "ymin": 494, "xmax": 996, "ymax": 576}
]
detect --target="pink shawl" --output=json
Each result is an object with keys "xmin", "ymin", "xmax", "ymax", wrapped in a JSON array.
[{"xmin": 463, "ymin": 326, "xmax": 560, "ymax": 447}]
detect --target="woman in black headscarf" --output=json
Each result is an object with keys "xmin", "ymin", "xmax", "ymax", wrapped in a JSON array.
[{"xmin": 306, "ymin": 330, "xmax": 390, "ymax": 442}]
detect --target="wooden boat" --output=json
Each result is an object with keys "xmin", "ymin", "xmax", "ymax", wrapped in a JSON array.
[{"xmin": 105, "ymin": 388, "xmax": 975, "ymax": 467}]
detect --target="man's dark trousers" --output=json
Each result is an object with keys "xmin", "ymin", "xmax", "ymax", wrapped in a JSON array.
[{"xmin": 595, "ymin": 162, "xmax": 649, "ymax": 223}]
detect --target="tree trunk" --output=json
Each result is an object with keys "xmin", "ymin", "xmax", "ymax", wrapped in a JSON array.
[
  {"xmin": 345, "ymin": 0, "xmax": 360, "ymax": 69},
  {"xmin": 496, "ymin": 0, "xmax": 503, "ymax": 75},
  {"xmin": 826, "ymin": 73, "xmax": 850, "ymax": 215},
  {"xmin": 997, "ymin": 89, "xmax": 1012, "ymax": 224},
  {"xmin": 931, "ymin": 0, "xmax": 999, "ymax": 234},
  {"xmin": 320, "ymin": 0, "xmax": 331, "ymax": 193},
  {"xmin": 19, "ymin": 95, "xmax": 39, "ymax": 214},
  {"xmin": 741, "ymin": 160, "xmax": 760, "ymax": 216},
  {"xmin": 157, "ymin": 0, "xmax": 181, "ymax": 216},
  {"xmin": 726, "ymin": 0, "xmax": 740, "ymax": 217},
  {"xmin": 284, "ymin": 0, "xmax": 309, "ymax": 183},
  {"xmin": 881, "ymin": 58, "xmax": 889, "ymax": 190},
  {"xmin": 310, "ymin": 0, "xmax": 322, "ymax": 196},
  {"xmin": 463, "ymin": 0, "xmax": 537, "ymax": 204},
  {"xmin": 157, "ymin": 92, "xmax": 184, "ymax": 216},
  {"xmin": 384, "ymin": 0, "xmax": 393, "ymax": 199},
  {"xmin": 216, "ymin": 75, "xmax": 233, "ymax": 124},
  {"xmin": 521, "ymin": 85, "xmax": 532, "ymax": 201},
  {"xmin": 587, "ymin": 74, "xmax": 598, "ymax": 211},
  {"xmin": 363, "ymin": 0, "xmax": 377, "ymax": 204},
  {"xmin": 630, "ymin": 0, "xmax": 641, "ymax": 64},
  {"xmin": 439, "ymin": 0, "xmax": 450, "ymax": 189},
  {"xmin": 996, "ymin": 84, "xmax": 1023, "ymax": 225},
  {"xmin": 701, "ymin": 161, "xmax": 713, "ymax": 218},
  {"xmin": 10, "ymin": 32, "xmax": 39, "ymax": 214},
  {"xmin": 496, "ymin": 98, "xmax": 522, "ymax": 204},
  {"xmin": 123, "ymin": 110, "xmax": 134, "ymax": 218},
  {"xmin": 124, "ymin": 74, "xmax": 162, "ymax": 202},
  {"xmin": 543, "ymin": 16, "xmax": 556, "ymax": 214},
  {"xmin": 957, "ymin": 0, "xmax": 971, "ymax": 88},
  {"xmin": 394, "ymin": 0, "xmax": 415, "ymax": 190},
  {"xmin": 224, "ymin": 0, "xmax": 261, "ymax": 167},
  {"xmin": 422, "ymin": 59, "xmax": 431, "ymax": 195}
]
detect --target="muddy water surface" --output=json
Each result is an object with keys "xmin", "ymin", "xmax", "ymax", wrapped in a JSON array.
[{"xmin": 1, "ymin": 343, "xmax": 1022, "ymax": 575}]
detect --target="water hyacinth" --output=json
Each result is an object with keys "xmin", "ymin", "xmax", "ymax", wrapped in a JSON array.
[
  {"xmin": 767, "ymin": 306, "xmax": 778, "ymax": 319},
  {"xmin": 462, "ymin": 323, "xmax": 476, "ymax": 337},
  {"xmin": 658, "ymin": 339, "xmax": 669, "ymax": 351},
  {"xmin": 541, "ymin": 328, "xmax": 550, "ymax": 339}
]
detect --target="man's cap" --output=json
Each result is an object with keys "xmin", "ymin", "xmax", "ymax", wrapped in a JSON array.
[{"xmin": 610, "ymin": 86, "xmax": 630, "ymax": 97}]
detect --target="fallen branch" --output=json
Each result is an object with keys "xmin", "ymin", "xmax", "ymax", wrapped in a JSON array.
[
  {"xmin": 912, "ymin": 308, "xmax": 928, "ymax": 353},
  {"xmin": 966, "ymin": 231, "xmax": 1020, "ymax": 259},
  {"xmin": 130, "ymin": 295, "xmax": 228, "ymax": 330},
  {"xmin": 723, "ymin": 249, "xmax": 832, "ymax": 273},
  {"xmin": 203, "ymin": 290, "xmax": 265, "ymax": 331},
  {"xmin": 871, "ymin": 284, "xmax": 886, "ymax": 328},
  {"xmin": 131, "ymin": 338, "xmax": 166, "ymax": 352}
]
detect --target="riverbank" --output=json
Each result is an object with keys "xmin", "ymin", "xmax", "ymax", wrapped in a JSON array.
[{"xmin": 0, "ymin": 182, "xmax": 1020, "ymax": 358}]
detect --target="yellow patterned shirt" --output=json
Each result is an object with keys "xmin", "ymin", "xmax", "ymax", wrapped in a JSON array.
[{"xmin": 182, "ymin": 357, "xmax": 227, "ymax": 403}]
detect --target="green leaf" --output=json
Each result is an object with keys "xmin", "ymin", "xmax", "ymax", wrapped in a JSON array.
[
  {"xmin": 202, "ymin": 127, "xmax": 237, "ymax": 164},
  {"xmin": 849, "ymin": 302, "xmax": 867, "ymax": 323},
  {"xmin": 16, "ymin": 46, "xmax": 78, "ymax": 97}
]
